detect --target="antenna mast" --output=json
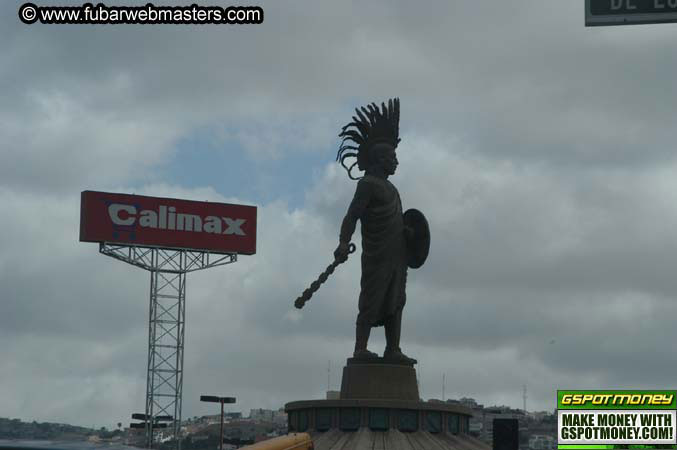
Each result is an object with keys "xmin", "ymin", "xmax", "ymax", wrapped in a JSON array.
[{"xmin": 442, "ymin": 373, "xmax": 446, "ymax": 401}]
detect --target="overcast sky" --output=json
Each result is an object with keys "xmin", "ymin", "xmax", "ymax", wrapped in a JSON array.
[{"xmin": 3, "ymin": 0, "xmax": 677, "ymax": 430}]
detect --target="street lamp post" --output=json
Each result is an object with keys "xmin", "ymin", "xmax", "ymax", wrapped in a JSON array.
[{"xmin": 200, "ymin": 395, "xmax": 236, "ymax": 450}]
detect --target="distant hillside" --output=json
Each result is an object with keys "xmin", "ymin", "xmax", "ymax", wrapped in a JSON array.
[{"xmin": 0, "ymin": 418, "xmax": 96, "ymax": 441}]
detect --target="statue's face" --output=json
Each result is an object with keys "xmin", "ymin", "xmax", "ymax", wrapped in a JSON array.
[{"xmin": 372, "ymin": 143, "xmax": 398, "ymax": 176}]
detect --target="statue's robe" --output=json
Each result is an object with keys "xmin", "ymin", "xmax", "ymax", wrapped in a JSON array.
[{"xmin": 344, "ymin": 175, "xmax": 408, "ymax": 327}]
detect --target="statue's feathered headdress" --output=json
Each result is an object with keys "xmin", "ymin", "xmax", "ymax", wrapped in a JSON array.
[{"xmin": 336, "ymin": 98, "xmax": 401, "ymax": 180}]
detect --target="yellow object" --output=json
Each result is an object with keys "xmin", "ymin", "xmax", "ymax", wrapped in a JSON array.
[{"xmin": 238, "ymin": 432, "xmax": 313, "ymax": 450}]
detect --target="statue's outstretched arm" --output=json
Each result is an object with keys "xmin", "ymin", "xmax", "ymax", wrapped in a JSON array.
[{"xmin": 335, "ymin": 179, "xmax": 372, "ymax": 260}]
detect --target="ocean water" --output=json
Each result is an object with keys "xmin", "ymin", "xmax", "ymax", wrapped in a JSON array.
[{"xmin": 0, "ymin": 440, "xmax": 141, "ymax": 450}]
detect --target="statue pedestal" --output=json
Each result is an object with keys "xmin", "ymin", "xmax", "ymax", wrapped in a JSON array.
[
  {"xmin": 285, "ymin": 356, "xmax": 481, "ymax": 448},
  {"xmin": 340, "ymin": 357, "xmax": 419, "ymax": 401}
]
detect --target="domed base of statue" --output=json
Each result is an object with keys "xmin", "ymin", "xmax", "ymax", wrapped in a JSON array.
[{"xmin": 284, "ymin": 357, "xmax": 488, "ymax": 449}]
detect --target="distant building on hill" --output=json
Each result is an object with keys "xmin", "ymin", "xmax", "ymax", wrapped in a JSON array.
[
  {"xmin": 529, "ymin": 434, "xmax": 556, "ymax": 450},
  {"xmin": 248, "ymin": 408, "xmax": 287, "ymax": 425},
  {"xmin": 249, "ymin": 409, "xmax": 274, "ymax": 422}
]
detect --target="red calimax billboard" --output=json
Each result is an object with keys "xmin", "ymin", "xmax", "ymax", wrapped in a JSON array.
[{"xmin": 80, "ymin": 191, "xmax": 257, "ymax": 255}]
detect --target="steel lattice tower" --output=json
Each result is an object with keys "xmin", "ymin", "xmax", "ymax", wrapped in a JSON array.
[{"xmin": 100, "ymin": 243, "xmax": 237, "ymax": 448}]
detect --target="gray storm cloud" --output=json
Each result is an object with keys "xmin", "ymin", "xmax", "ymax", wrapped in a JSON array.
[{"xmin": 2, "ymin": 0, "xmax": 677, "ymax": 428}]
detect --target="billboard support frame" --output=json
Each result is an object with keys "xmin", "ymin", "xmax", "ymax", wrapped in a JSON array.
[
  {"xmin": 99, "ymin": 243, "xmax": 237, "ymax": 272},
  {"xmin": 99, "ymin": 243, "xmax": 238, "ymax": 449}
]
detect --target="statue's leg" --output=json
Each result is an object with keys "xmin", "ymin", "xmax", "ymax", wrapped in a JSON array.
[
  {"xmin": 353, "ymin": 314, "xmax": 377, "ymax": 359},
  {"xmin": 383, "ymin": 310, "xmax": 416, "ymax": 364},
  {"xmin": 384, "ymin": 310, "xmax": 402, "ymax": 354}
]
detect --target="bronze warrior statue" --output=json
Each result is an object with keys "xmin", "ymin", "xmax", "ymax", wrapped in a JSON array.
[
  {"xmin": 294, "ymin": 98, "xmax": 429, "ymax": 365},
  {"xmin": 334, "ymin": 98, "xmax": 428, "ymax": 364}
]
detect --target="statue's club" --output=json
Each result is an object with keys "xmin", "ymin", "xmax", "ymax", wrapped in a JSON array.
[{"xmin": 294, "ymin": 243, "xmax": 356, "ymax": 309}]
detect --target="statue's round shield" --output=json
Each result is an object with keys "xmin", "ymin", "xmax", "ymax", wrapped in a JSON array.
[{"xmin": 403, "ymin": 208, "xmax": 430, "ymax": 269}]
